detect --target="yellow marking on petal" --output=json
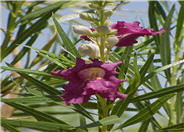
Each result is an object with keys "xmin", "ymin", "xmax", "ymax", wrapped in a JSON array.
[{"xmin": 78, "ymin": 67, "xmax": 105, "ymax": 81}]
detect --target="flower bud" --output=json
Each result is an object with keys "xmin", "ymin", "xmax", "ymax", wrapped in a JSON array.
[
  {"xmin": 78, "ymin": 43, "xmax": 100, "ymax": 58},
  {"xmin": 104, "ymin": 10, "xmax": 113, "ymax": 18},
  {"xmin": 105, "ymin": 36, "xmax": 119, "ymax": 48},
  {"xmin": 108, "ymin": 29, "xmax": 117, "ymax": 35},
  {"xmin": 79, "ymin": 13, "xmax": 92, "ymax": 21},
  {"xmin": 73, "ymin": 25, "xmax": 92, "ymax": 36},
  {"xmin": 89, "ymin": 4, "xmax": 99, "ymax": 9},
  {"xmin": 95, "ymin": 26, "xmax": 111, "ymax": 35}
]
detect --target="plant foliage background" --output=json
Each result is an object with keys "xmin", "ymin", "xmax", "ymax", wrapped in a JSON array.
[{"xmin": 0, "ymin": 1, "xmax": 184, "ymax": 132}]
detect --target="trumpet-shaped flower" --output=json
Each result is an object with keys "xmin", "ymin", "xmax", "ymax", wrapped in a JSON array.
[
  {"xmin": 80, "ymin": 21, "xmax": 165, "ymax": 47},
  {"xmin": 51, "ymin": 58, "xmax": 127, "ymax": 105}
]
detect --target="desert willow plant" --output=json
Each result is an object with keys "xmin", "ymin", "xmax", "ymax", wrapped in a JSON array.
[
  {"xmin": 1, "ymin": 1, "xmax": 184, "ymax": 132},
  {"xmin": 51, "ymin": 1, "xmax": 165, "ymax": 132}
]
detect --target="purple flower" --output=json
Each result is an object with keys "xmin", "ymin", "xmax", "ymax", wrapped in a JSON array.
[
  {"xmin": 51, "ymin": 58, "xmax": 127, "ymax": 105},
  {"xmin": 80, "ymin": 21, "xmax": 166, "ymax": 47}
]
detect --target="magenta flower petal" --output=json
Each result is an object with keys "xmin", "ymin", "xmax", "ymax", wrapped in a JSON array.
[
  {"xmin": 85, "ymin": 77, "xmax": 126, "ymax": 101},
  {"xmin": 51, "ymin": 58, "xmax": 127, "ymax": 105},
  {"xmin": 61, "ymin": 80, "xmax": 91, "ymax": 105},
  {"xmin": 111, "ymin": 21, "xmax": 166, "ymax": 47}
]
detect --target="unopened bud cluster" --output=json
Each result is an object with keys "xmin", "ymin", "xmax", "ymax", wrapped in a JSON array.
[{"xmin": 73, "ymin": 1, "xmax": 118, "ymax": 61}]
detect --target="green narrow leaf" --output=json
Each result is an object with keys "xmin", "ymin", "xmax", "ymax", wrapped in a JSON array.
[
  {"xmin": 175, "ymin": 2, "xmax": 184, "ymax": 46},
  {"xmin": 20, "ymin": 1, "xmax": 66, "ymax": 22},
  {"xmin": 115, "ymin": 94, "xmax": 174, "ymax": 129},
  {"xmin": 149, "ymin": 63, "xmax": 162, "ymax": 91},
  {"xmin": 81, "ymin": 102, "xmax": 97, "ymax": 109},
  {"xmin": 1, "ymin": 118, "xmax": 74, "ymax": 131},
  {"xmin": 1, "ymin": 121, "xmax": 21, "ymax": 132},
  {"xmin": 30, "ymin": 29, "xmax": 57, "ymax": 67},
  {"xmin": 159, "ymin": 4, "xmax": 175, "ymax": 81},
  {"xmin": 1, "ymin": 96, "xmax": 58, "ymax": 103},
  {"xmin": 2, "ymin": 13, "xmax": 50, "ymax": 60},
  {"xmin": 79, "ymin": 115, "xmax": 87, "ymax": 131},
  {"xmin": 155, "ymin": 1, "xmax": 166, "ymax": 20},
  {"xmin": 53, "ymin": 16, "xmax": 80, "ymax": 58},
  {"xmin": 36, "ymin": 51, "xmax": 66, "ymax": 69},
  {"xmin": 11, "ymin": 34, "xmax": 38, "ymax": 65},
  {"xmin": 24, "ymin": 45, "xmax": 71, "ymax": 68},
  {"xmin": 80, "ymin": 115, "xmax": 87, "ymax": 126},
  {"xmin": 119, "ymin": 46, "xmax": 133, "ymax": 77},
  {"xmin": 140, "ymin": 53, "xmax": 154, "ymax": 78},
  {"xmin": 176, "ymin": 92, "xmax": 183, "ymax": 123},
  {"xmin": 148, "ymin": 2, "xmax": 160, "ymax": 48},
  {"xmin": 110, "ymin": 51, "xmax": 121, "ymax": 62},
  {"xmin": 142, "ymin": 59, "xmax": 184, "ymax": 83},
  {"xmin": 134, "ymin": 38, "xmax": 154, "ymax": 50},
  {"xmin": 77, "ymin": 115, "xmax": 120, "ymax": 129},
  {"xmin": 109, "ymin": 56, "xmax": 141, "ymax": 130},
  {"xmin": 131, "ymin": 83, "xmax": 184, "ymax": 102},
  {"xmin": 1, "ymin": 101, "xmax": 68, "ymax": 125},
  {"xmin": 159, "ymin": 123, "xmax": 184, "ymax": 131},
  {"xmin": 138, "ymin": 120, "xmax": 150, "ymax": 132},
  {"xmin": 1, "ymin": 66, "xmax": 55, "ymax": 78},
  {"xmin": 18, "ymin": 73, "xmax": 62, "ymax": 95},
  {"xmin": 72, "ymin": 104, "xmax": 95, "ymax": 122}
]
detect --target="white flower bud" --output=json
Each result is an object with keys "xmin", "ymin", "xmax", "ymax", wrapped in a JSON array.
[
  {"xmin": 78, "ymin": 43, "xmax": 100, "ymax": 58},
  {"xmin": 73, "ymin": 25, "xmax": 92, "ymax": 36},
  {"xmin": 105, "ymin": 36, "xmax": 119, "ymax": 48},
  {"xmin": 95, "ymin": 26, "xmax": 111, "ymax": 35},
  {"xmin": 79, "ymin": 13, "xmax": 92, "ymax": 21}
]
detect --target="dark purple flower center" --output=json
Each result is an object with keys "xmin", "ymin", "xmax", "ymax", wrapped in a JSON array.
[{"xmin": 77, "ymin": 67, "xmax": 105, "ymax": 81}]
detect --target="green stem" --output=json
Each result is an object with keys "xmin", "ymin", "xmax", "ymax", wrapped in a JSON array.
[
  {"xmin": 168, "ymin": 43, "xmax": 180, "ymax": 125},
  {"xmin": 105, "ymin": 48, "xmax": 111, "ymax": 61},
  {"xmin": 100, "ymin": 35, "xmax": 105, "ymax": 62},
  {"xmin": 97, "ymin": 95, "xmax": 108, "ymax": 132}
]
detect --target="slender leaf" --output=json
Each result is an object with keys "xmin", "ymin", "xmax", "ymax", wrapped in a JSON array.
[
  {"xmin": 1, "ymin": 118, "xmax": 74, "ymax": 131},
  {"xmin": 18, "ymin": 73, "xmax": 62, "ymax": 95},
  {"xmin": 1, "ymin": 96, "xmax": 59, "ymax": 103},
  {"xmin": 138, "ymin": 120, "xmax": 150, "ymax": 132},
  {"xmin": 1, "ymin": 66, "xmax": 55, "ymax": 78},
  {"xmin": 176, "ymin": 92, "xmax": 183, "ymax": 123},
  {"xmin": 78, "ymin": 115, "xmax": 121, "ymax": 129},
  {"xmin": 159, "ymin": 123, "xmax": 184, "ymax": 131},
  {"xmin": 140, "ymin": 53, "xmax": 154, "ymax": 78},
  {"xmin": 119, "ymin": 46, "xmax": 133, "ymax": 77},
  {"xmin": 115, "ymin": 94, "xmax": 174, "ymax": 129},
  {"xmin": 159, "ymin": 5, "xmax": 175, "ymax": 81},
  {"xmin": 30, "ymin": 29, "xmax": 57, "ymax": 67},
  {"xmin": 1, "ymin": 101, "xmax": 68, "ymax": 125},
  {"xmin": 72, "ymin": 104, "xmax": 95, "ymax": 122},
  {"xmin": 131, "ymin": 83, "xmax": 184, "ymax": 102},
  {"xmin": 11, "ymin": 34, "xmax": 38, "ymax": 65},
  {"xmin": 175, "ymin": 3, "xmax": 184, "ymax": 46},
  {"xmin": 53, "ymin": 16, "xmax": 80, "ymax": 58},
  {"xmin": 148, "ymin": 1, "xmax": 160, "ymax": 48},
  {"xmin": 2, "ymin": 13, "xmax": 50, "ymax": 60},
  {"xmin": 20, "ymin": 1, "xmax": 66, "ymax": 22},
  {"xmin": 142, "ymin": 59, "xmax": 184, "ymax": 83},
  {"xmin": 1, "ymin": 121, "xmax": 21, "ymax": 132}
]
